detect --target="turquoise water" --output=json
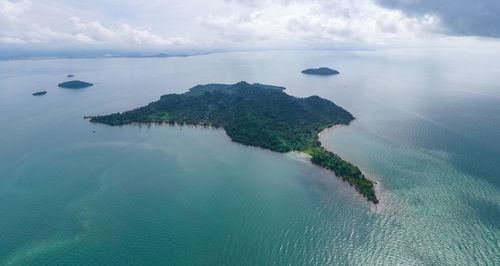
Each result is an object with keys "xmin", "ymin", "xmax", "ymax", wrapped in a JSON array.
[{"xmin": 0, "ymin": 49, "xmax": 499, "ymax": 264}]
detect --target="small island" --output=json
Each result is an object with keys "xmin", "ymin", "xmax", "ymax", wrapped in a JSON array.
[
  {"xmin": 32, "ymin": 91, "xmax": 47, "ymax": 96},
  {"xmin": 67, "ymin": 74, "xmax": 74, "ymax": 78},
  {"xmin": 302, "ymin": 67, "xmax": 340, "ymax": 76},
  {"xmin": 58, "ymin": 80, "xmax": 93, "ymax": 89},
  {"xmin": 89, "ymin": 82, "xmax": 377, "ymax": 203}
]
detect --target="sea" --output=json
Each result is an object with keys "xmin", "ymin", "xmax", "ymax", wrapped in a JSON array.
[{"xmin": 0, "ymin": 49, "xmax": 499, "ymax": 265}]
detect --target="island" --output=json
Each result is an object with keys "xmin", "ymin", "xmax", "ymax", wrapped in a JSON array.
[
  {"xmin": 302, "ymin": 67, "xmax": 340, "ymax": 76},
  {"xmin": 67, "ymin": 74, "xmax": 74, "ymax": 78},
  {"xmin": 89, "ymin": 81, "xmax": 377, "ymax": 203},
  {"xmin": 32, "ymin": 91, "xmax": 47, "ymax": 96},
  {"xmin": 58, "ymin": 80, "xmax": 93, "ymax": 89}
]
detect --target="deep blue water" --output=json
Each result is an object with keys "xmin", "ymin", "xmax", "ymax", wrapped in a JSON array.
[{"xmin": 0, "ymin": 49, "xmax": 499, "ymax": 264}]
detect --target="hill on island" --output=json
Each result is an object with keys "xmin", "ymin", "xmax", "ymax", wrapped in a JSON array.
[
  {"xmin": 302, "ymin": 67, "xmax": 340, "ymax": 75},
  {"xmin": 89, "ymin": 82, "xmax": 377, "ymax": 203},
  {"xmin": 58, "ymin": 80, "xmax": 93, "ymax": 89}
]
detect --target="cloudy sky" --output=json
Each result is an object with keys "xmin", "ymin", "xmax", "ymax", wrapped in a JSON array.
[{"xmin": 0, "ymin": 0, "xmax": 498, "ymax": 53}]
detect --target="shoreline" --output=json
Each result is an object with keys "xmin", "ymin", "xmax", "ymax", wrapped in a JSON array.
[
  {"xmin": 317, "ymin": 121, "xmax": 380, "ymax": 205},
  {"xmin": 87, "ymin": 116, "xmax": 379, "ymax": 204},
  {"xmin": 86, "ymin": 117, "xmax": 223, "ymax": 130},
  {"xmin": 318, "ymin": 124, "xmax": 345, "ymax": 138},
  {"xmin": 289, "ymin": 150, "xmax": 313, "ymax": 159}
]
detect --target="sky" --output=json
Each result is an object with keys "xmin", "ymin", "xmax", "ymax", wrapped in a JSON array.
[{"xmin": 0, "ymin": 0, "xmax": 499, "ymax": 55}]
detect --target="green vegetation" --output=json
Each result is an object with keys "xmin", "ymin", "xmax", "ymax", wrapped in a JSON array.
[
  {"xmin": 302, "ymin": 67, "xmax": 340, "ymax": 75},
  {"xmin": 89, "ymin": 81, "xmax": 377, "ymax": 203},
  {"xmin": 58, "ymin": 80, "xmax": 93, "ymax": 89}
]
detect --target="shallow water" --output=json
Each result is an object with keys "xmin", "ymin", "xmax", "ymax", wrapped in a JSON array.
[{"xmin": 0, "ymin": 49, "xmax": 499, "ymax": 264}]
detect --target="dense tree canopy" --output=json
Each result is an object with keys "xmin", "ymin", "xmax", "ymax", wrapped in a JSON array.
[
  {"xmin": 301, "ymin": 67, "xmax": 340, "ymax": 75},
  {"xmin": 58, "ymin": 80, "xmax": 93, "ymax": 89}
]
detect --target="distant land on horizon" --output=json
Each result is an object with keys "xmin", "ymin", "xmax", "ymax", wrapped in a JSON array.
[
  {"xmin": 0, "ymin": 48, "xmax": 378, "ymax": 61},
  {"xmin": 89, "ymin": 81, "xmax": 378, "ymax": 203},
  {"xmin": 0, "ymin": 51, "xmax": 213, "ymax": 61}
]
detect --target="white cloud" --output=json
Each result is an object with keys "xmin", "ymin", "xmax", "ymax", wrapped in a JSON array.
[
  {"xmin": 119, "ymin": 23, "xmax": 192, "ymax": 46},
  {"xmin": 71, "ymin": 17, "xmax": 118, "ymax": 41},
  {"xmin": 0, "ymin": 0, "xmax": 489, "ymax": 51},
  {"xmin": 68, "ymin": 17, "xmax": 192, "ymax": 46},
  {"xmin": 0, "ymin": 36, "xmax": 27, "ymax": 44},
  {"xmin": 198, "ymin": 0, "xmax": 441, "ymax": 48},
  {"xmin": 0, "ymin": 0, "xmax": 31, "ymax": 21},
  {"xmin": 24, "ymin": 23, "xmax": 95, "ymax": 44},
  {"xmin": 0, "ymin": 0, "xmax": 192, "ymax": 48}
]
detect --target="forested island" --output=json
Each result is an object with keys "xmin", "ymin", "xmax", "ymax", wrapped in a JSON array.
[
  {"xmin": 89, "ymin": 82, "xmax": 377, "ymax": 203},
  {"xmin": 302, "ymin": 67, "xmax": 340, "ymax": 75},
  {"xmin": 58, "ymin": 80, "xmax": 93, "ymax": 89},
  {"xmin": 32, "ymin": 91, "xmax": 47, "ymax": 96}
]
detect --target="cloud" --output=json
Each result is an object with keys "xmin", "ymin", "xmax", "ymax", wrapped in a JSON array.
[
  {"xmin": 198, "ymin": 0, "xmax": 440, "ymax": 48},
  {"xmin": 0, "ymin": 0, "xmax": 31, "ymax": 21},
  {"xmin": 0, "ymin": 36, "xmax": 27, "ymax": 44},
  {"xmin": 0, "ymin": 0, "xmax": 192, "ymax": 48},
  {"xmin": 377, "ymin": 0, "xmax": 500, "ymax": 38},
  {"xmin": 0, "ymin": 0, "xmax": 496, "ymax": 52},
  {"xmin": 119, "ymin": 24, "xmax": 192, "ymax": 46},
  {"xmin": 0, "ymin": 16, "xmax": 191, "ymax": 48},
  {"xmin": 70, "ymin": 17, "xmax": 192, "ymax": 46},
  {"xmin": 71, "ymin": 17, "xmax": 118, "ymax": 41},
  {"xmin": 25, "ymin": 24, "xmax": 89, "ymax": 44}
]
